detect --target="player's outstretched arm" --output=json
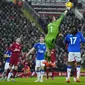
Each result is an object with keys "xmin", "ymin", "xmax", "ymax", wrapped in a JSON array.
[
  {"xmin": 26, "ymin": 47, "xmax": 35, "ymax": 57},
  {"xmin": 63, "ymin": 10, "xmax": 68, "ymax": 16}
]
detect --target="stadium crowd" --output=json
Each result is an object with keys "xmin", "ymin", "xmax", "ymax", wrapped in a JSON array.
[
  {"xmin": 0, "ymin": 0, "xmax": 85, "ymax": 74},
  {"xmin": 0, "ymin": 1, "xmax": 43, "ymax": 72}
]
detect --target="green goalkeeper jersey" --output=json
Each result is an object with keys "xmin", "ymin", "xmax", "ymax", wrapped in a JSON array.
[{"xmin": 45, "ymin": 14, "xmax": 64, "ymax": 49}]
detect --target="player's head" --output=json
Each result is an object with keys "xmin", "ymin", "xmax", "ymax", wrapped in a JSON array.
[
  {"xmin": 40, "ymin": 35, "xmax": 44, "ymax": 43},
  {"xmin": 70, "ymin": 25, "xmax": 78, "ymax": 35},
  {"xmin": 49, "ymin": 16, "xmax": 56, "ymax": 23},
  {"xmin": 16, "ymin": 38, "xmax": 21, "ymax": 43}
]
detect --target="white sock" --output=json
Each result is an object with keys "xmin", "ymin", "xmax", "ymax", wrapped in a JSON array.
[
  {"xmin": 67, "ymin": 66, "xmax": 71, "ymax": 79},
  {"xmin": 76, "ymin": 66, "xmax": 81, "ymax": 79},
  {"xmin": 7, "ymin": 72, "xmax": 12, "ymax": 80},
  {"xmin": 36, "ymin": 71, "xmax": 40, "ymax": 80},
  {"xmin": 41, "ymin": 70, "xmax": 44, "ymax": 80}
]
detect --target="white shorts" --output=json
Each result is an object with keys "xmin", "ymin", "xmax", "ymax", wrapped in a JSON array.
[
  {"xmin": 4, "ymin": 62, "xmax": 14, "ymax": 70},
  {"xmin": 4, "ymin": 62, "xmax": 9, "ymax": 70},
  {"xmin": 36, "ymin": 60, "xmax": 45, "ymax": 67},
  {"xmin": 68, "ymin": 52, "xmax": 81, "ymax": 62}
]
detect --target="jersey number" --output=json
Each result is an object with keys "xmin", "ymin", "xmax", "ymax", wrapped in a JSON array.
[
  {"xmin": 70, "ymin": 37, "xmax": 77, "ymax": 44},
  {"xmin": 49, "ymin": 26, "xmax": 52, "ymax": 33}
]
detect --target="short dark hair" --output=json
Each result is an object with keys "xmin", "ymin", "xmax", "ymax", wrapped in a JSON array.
[{"xmin": 70, "ymin": 25, "xmax": 78, "ymax": 35}]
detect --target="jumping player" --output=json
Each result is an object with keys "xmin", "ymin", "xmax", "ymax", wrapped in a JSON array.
[{"xmin": 45, "ymin": 10, "xmax": 68, "ymax": 62}]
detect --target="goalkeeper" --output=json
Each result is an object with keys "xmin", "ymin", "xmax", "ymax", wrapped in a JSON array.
[{"xmin": 45, "ymin": 10, "xmax": 68, "ymax": 62}]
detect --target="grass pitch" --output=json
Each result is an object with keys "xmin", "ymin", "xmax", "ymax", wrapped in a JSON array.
[{"xmin": 0, "ymin": 77, "xmax": 85, "ymax": 85}]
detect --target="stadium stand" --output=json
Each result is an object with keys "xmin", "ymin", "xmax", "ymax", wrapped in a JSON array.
[
  {"xmin": 27, "ymin": 0, "xmax": 85, "ymax": 16},
  {"xmin": 0, "ymin": 1, "xmax": 44, "ymax": 72}
]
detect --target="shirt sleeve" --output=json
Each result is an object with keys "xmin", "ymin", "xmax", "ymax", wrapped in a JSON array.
[
  {"xmin": 33, "ymin": 43, "xmax": 37, "ymax": 49},
  {"xmin": 64, "ymin": 35, "xmax": 69, "ymax": 44}
]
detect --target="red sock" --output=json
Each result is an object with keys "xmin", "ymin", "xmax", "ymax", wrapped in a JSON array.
[
  {"xmin": 13, "ymin": 70, "xmax": 17, "ymax": 78},
  {"xmin": 46, "ymin": 67, "xmax": 49, "ymax": 79},
  {"xmin": 74, "ymin": 68, "xmax": 76, "ymax": 78},
  {"xmin": 51, "ymin": 67, "xmax": 54, "ymax": 79},
  {"xmin": 6, "ymin": 69, "xmax": 10, "ymax": 76},
  {"xmin": 52, "ymin": 72, "xmax": 54, "ymax": 78}
]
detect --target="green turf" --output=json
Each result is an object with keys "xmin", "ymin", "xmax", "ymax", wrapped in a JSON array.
[{"xmin": 0, "ymin": 77, "xmax": 85, "ymax": 85}]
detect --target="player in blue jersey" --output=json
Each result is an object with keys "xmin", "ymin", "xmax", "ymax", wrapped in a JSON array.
[
  {"xmin": 26, "ymin": 35, "xmax": 46, "ymax": 82},
  {"xmin": 0, "ymin": 50, "xmax": 12, "ymax": 80},
  {"xmin": 65, "ymin": 26, "xmax": 85, "ymax": 83}
]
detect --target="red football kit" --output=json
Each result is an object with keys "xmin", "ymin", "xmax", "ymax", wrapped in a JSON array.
[{"xmin": 9, "ymin": 42, "xmax": 22, "ymax": 66}]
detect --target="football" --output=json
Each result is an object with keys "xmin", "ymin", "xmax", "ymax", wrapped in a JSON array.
[{"xmin": 65, "ymin": 2, "xmax": 73, "ymax": 10}]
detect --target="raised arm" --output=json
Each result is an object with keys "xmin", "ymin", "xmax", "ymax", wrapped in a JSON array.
[{"xmin": 26, "ymin": 47, "xmax": 35, "ymax": 57}]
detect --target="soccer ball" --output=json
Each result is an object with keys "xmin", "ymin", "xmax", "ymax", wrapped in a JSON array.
[{"xmin": 65, "ymin": 2, "xmax": 73, "ymax": 10}]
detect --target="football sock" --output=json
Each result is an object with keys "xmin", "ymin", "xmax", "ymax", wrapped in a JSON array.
[
  {"xmin": 52, "ymin": 68, "xmax": 54, "ymax": 79},
  {"xmin": 46, "ymin": 68, "xmax": 49, "ymax": 79},
  {"xmin": 6, "ymin": 69, "xmax": 10, "ymax": 77},
  {"xmin": 74, "ymin": 68, "xmax": 76, "ymax": 78},
  {"xmin": 67, "ymin": 66, "xmax": 71, "ymax": 79},
  {"xmin": 13, "ymin": 70, "xmax": 17, "ymax": 78},
  {"xmin": 36, "ymin": 70, "xmax": 40, "ymax": 80},
  {"xmin": 41, "ymin": 70, "xmax": 44, "ymax": 80},
  {"xmin": 76, "ymin": 66, "xmax": 81, "ymax": 79},
  {"xmin": 7, "ymin": 72, "xmax": 12, "ymax": 80}
]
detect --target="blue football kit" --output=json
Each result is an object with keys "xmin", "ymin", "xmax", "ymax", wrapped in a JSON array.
[
  {"xmin": 34, "ymin": 42, "xmax": 46, "ymax": 60},
  {"xmin": 65, "ymin": 32, "xmax": 85, "ymax": 52}
]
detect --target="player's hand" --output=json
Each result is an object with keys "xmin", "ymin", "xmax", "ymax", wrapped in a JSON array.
[{"xmin": 66, "ymin": 7, "xmax": 71, "ymax": 10}]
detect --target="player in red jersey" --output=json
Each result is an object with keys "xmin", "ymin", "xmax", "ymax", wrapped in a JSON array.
[
  {"xmin": 45, "ymin": 49, "xmax": 56, "ymax": 80},
  {"xmin": 6, "ymin": 38, "xmax": 22, "ymax": 81}
]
